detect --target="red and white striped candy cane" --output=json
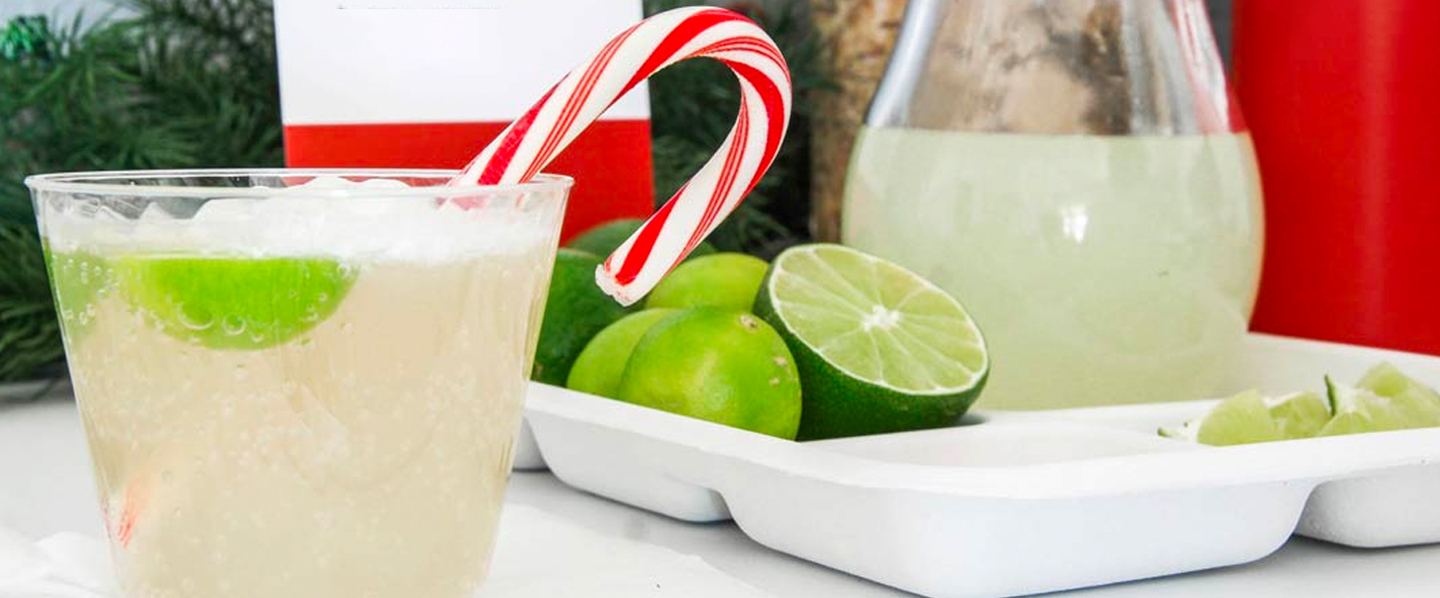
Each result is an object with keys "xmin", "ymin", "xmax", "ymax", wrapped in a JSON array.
[{"xmin": 452, "ymin": 7, "xmax": 792, "ymax": 305}]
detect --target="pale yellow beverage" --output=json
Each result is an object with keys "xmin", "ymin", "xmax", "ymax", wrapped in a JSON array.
[
  {"xmin": 30, "ymin": 172, "xmax": 568, "ymax": 597},
  {"xmin": 843, "ymin": 128, "xmax": 1263, "ymax": 409}
]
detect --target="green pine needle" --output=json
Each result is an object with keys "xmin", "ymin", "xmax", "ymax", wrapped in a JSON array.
[{"xmin": 0, "ymin": 224, "xmax": 63, "ymax": 383}]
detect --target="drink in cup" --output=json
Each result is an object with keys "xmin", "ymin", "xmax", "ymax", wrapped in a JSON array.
[
  {"xmin": 25, "ymin": 5, "xmax": 792, "ymax": 597},
  {"xmin": 28, "ymin": 170, "xmax": 570, "ymax": 597}
]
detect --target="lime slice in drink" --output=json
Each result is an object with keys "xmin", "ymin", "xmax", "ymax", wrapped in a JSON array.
[
  {"xmin": 754, "ymin": 244, "xmax": 988, "ymax": 440},
  {"xmin": 1319, "ymin": 374, "xmax": 1440, "ymax": 437},
  {"xmin": 116, "ymin": 255, "xmax": 355, "ymax": 350},
  {"xmin": 1158, "ymin": 390, "xmax": 1284, "ymax": 446}
]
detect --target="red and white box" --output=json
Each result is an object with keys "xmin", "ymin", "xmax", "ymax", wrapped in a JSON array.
[{"xmin": 274, "ymin": 0, "xmax": 654, "ymax": 240}]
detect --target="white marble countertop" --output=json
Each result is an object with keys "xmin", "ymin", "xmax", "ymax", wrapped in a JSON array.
[{"xmin": 2, "ymin": 395, "xmax": 1438, "ymax": 597}]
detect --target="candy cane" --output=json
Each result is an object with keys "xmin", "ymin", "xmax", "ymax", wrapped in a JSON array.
[{"xmin": 452, "ymin": 7, "xmax": 792, "ymax": 305}]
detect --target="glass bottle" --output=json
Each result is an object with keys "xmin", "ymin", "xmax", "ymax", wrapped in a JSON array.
[{"xmin": 842, "ymin": 0, "xmax": 1263, "ymax": 409}]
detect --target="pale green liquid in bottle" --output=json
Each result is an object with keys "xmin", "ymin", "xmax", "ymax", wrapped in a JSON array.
[{"xmin": 843, "ymin": 127, "xmax": 1264, "ymax": 410}]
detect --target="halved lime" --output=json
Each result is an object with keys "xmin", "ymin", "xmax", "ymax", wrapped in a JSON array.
[
  {"xmin": 116, "ymin": 255, "xmax": 355, "ymax": 350},
  {"xmin": 755, "ymin": 244, "xmax": 988, "ymax": 440}
]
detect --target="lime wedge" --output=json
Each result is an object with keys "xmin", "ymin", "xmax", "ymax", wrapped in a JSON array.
[
  {"xmin": 1356, "ymin": 362, "xmax": 1440, "ymax": 423},
  {"xmin": 755, "ymin": 244, "xmax": 988, "ymax": 440},
  {"xmin": 1161, "ymin": 364, "xmax": 1440, "ymax": 444},
  {"xmin": 117, "ymin": 255, "xmax": 355, "ymax": 350},
  {"xmin": 1159, "ymin": 390, "xmax": 1283, "ymax": 446},
  {"xmin": 1319, "ymin": 374, "xmax": 1440, "ymax": 437},
  {"xmin": 1264, "ymin": 391, "xmax": 1331, "ymax": 439},
  {"xmin": 1159, "ymin": 390, "xmax": 1329, "ymax": 445}
]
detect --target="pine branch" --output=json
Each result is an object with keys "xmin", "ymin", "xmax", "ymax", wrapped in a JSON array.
[
  {"xmin": 0, "ymin": 223, "xmax": 62, "ymax": 383},
  {"xmin": 0, "ymin": 1, "xmax": 283, "ymax": 382}
]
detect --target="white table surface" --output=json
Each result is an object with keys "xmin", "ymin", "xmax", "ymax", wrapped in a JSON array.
[{"xmin": 3, "ymin": 394, "xmax": 1438, "ymax": 597}]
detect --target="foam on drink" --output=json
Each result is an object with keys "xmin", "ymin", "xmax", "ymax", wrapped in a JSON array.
[{"xmin": 43, "ymin": 176, "xmax": 557, "ymax": 261}]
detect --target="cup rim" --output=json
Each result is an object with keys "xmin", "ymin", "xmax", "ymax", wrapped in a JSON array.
[{"xmin": 24, "ymin": 169, "xmax": 575, "ymax": 199}]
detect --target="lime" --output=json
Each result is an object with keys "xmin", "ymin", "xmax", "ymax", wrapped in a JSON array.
[
  {"xmin": 532, "ymin": 249, "xmax": 633, "ymax": 385},
  {"xmin": 1265, "ymin": 391, "xmax": 1331, "ymax": 439},
  {"xmin": 617, "ymin": 308, "xmax": 801, "ymax": 439},
  {"xmin": 1319, "ymin": 374, "xmax": 1440, "ymax": 437},
  {"xmin": 115, "ymin": 255, "xmax": 354, "ymax": 350},
  {"xmin": 1356, "ymin": 362, "xmax": 1440, "ymax": 417},
  {"xmin": 645, "ymin": 253, "xmax": 769, "ymax": 312},
  {"xmin": 1159, "ymin": 390, "xmax": 1311, "ymax": 445},
  {"xmin": 1159, "ymin": 364, "xmax": 1440, "ymax": 444},
  {"xmin": 567, "ymin": 218, "xmax": 716, "ymax": 259},
  {"xmin": 44, "ymin": 249, "xmax": 111, "ymax": 339},
  {"xmin": 567, "ymin": 308, "xmax": 678, "ymax": 398},
  {"xmin": 754, "ymin": 244, "xmax": 988, "ymax": 440}
]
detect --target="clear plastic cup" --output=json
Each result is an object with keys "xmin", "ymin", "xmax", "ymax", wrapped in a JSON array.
[{"xmin": 26, "ymin": 169, "xmax": 572, "ymax": 597}]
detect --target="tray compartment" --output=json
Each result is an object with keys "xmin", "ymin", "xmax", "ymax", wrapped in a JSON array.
[
  {"xmin": 1299, "ymin": 463, "xmax": 1440, "ymax": 547},
  {"xmin": 722, "ymin": 468, "xmax": 1311, "ymax": 598},
  {"xmin": 526, "ymin": 401, "xmax": 734, "ymax": 522},
  {"xmin": 812, "ymin": 421, "xmax": 1198, "ymax": 468},
  {"xmin": 1008, "ymin": 400, "xmax": 1216, "ymax": 436}
]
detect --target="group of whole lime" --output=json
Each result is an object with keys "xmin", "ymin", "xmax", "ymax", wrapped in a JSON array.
[
  {"xmin": 531, "ymin": 219, "xmax": 992, "ymax": 441},
  {"xmin": 535, "ymin": 220, "xmax": 1440, "ymax": 445}
]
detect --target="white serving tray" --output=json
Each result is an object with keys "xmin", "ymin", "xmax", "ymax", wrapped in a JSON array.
[{"xmin": 511, "ymin": 333, "xmax": 1440, "ymax": 598}]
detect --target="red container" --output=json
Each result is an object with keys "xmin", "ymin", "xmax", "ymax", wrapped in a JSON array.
[{"xmin": 1234, "ymin": 0, "xmax": 1440, "ymax": 355}]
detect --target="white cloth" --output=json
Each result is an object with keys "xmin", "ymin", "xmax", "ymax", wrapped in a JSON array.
[
  {"xmin": 0, "ymin": 505, "xmax": 770, "ymax": 598},
  {"xmin": 0, "ymin": 528, "xmax": 113, "ymax": 598}
]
